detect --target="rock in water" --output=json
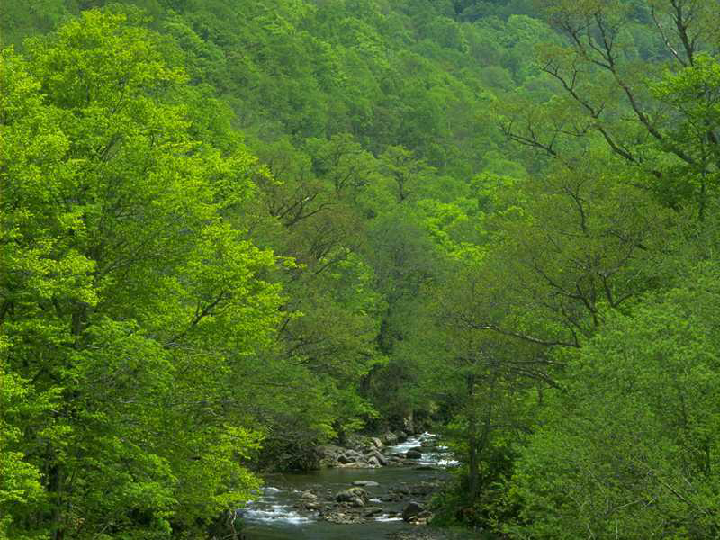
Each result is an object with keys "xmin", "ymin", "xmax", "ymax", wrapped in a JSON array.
[
  {"xmin": 353, "ymin": 481, "xmax": 380, "ymax": 487},
  {"xmin": 336, "ymin": 487, "xmax": 368, "ymax": 502},
  {"xmin": 402, "ymin": 501, "xmax": 423, "ymax": 522},
  {"xmin": 406, "ymin": 448, "xmax": 422, "ymax": 459},
  {"xmin": 364, "ymin": 507, "xmax": 383, "ymax": 517}
]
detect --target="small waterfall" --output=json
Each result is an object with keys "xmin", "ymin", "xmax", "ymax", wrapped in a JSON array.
[{"xmin": 387, "ymin": 432, "xmax": 459, "ymax": 467}]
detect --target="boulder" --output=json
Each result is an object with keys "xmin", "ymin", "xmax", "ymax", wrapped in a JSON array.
[
  {"xmin": 337, "ymin": 454, "xmax": 355, "ymax": 464},
  {"xmin": 351, "ymin": 497, "xmax": 365, "ymax": 508},
  {"xmin": 368, "ymin": 456, "xmax": 381, "ymax": 468},
  {"xmin": 300, "ymin": 491, "xmax": 317, "ymax": 500},
  {"xmin": 353, "ymin": 481, "xmax": 380, "ymax": 487},
  {"xmin": 336, "ymin": 487, "xmax": 368, "ymax": 503},
  {"xmin": 371, "ymin": 451, "xmax": 388, "ymax": 465},
  {"xmin": 341, "ymin": 461, "xmax": 373, "ymax": 469},
  {"xmin": 382, "ymin": 432, "xmax": 398, "ymax": 445},
  {"xmin": 397, "ymin": 431, "xmax": 408, "ymax": 442},
  {"xmin": 364, "ymin": 507, "xmax": 383, "ymax": 517},
  {"xmin": 346, "ymin": 435, "xmax": 370, "ymax": 451},
  {"xmin": 324, "ymin": 512, "xmax": 364, "ymax": 525},
  {"xmin": 371, "ymin": 437, "xmax": 383, "ymax": 448},
  {"xmin": 406, "ymin": 448, "xmax": 422, "ymax": 459},
  {"xmin": 402, "ymin": 501, "xmax": 423, "ymax": 522}
]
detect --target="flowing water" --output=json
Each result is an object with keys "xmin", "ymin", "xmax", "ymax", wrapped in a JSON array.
[{"xmin": 241, "ymin": 433, "xmax": 461, "ymax": 540}]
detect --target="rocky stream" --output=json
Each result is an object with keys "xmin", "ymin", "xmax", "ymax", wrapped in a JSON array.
[{"xmin": 239, "ymin": 433, "xmax": 475, "ymax": 540}]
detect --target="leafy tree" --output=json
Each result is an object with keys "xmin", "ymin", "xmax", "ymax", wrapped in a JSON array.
[
  {"xmin": 506, "ymin": 264, "xmax": 720, "ymax": 539},
  {"xmin": 1, "ymin": 11, "xmax": 281, "ymax": 538},
  {"xmin": 503, "ymin": 0, "xmax": 720, "ymax": 218}
]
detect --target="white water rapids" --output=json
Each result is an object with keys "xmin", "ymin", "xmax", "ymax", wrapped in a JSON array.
[{"xmin": 387, "ymin": 432, "xmax": 459, "ymax": 468}]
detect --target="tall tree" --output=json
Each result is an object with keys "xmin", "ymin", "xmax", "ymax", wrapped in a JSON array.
[{"xmin": 1, "ymin": 11, "xmax": 281, "ymax": 538}]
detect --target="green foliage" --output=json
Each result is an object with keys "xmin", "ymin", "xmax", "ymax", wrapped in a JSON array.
[
  {"xmin": 5, "ymin": 1, "xmax": 720, "ymax": 539},
  {"xmin": 1, "ymin": 11, "xmax": 280, "ymax": 538},
  {"xmin": 506, "ymin": 265, "xmax": 720, "ymax": 539},
  {"xmin": 0, "ymin": 356, "xmax": 47, "ymax": 540}
]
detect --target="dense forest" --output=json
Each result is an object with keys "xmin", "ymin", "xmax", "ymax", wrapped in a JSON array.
[{"xmin": 2, "ymin": 0, "xmax": 720, "ymax": 538}]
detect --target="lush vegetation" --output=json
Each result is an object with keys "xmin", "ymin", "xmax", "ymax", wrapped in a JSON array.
[{"xmin": 2, "ymin": 1, "xmax": 720, "ymax": 538}]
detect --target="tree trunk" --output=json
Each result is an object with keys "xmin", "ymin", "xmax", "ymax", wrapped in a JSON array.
[{"xmin": 466, "ymin": 373, "xmax": 480, "ymax": 498}]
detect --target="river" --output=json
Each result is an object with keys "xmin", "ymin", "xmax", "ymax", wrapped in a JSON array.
[{"xmin": 240, "ymin": 434, "xmax": 467, "ymax": 540}]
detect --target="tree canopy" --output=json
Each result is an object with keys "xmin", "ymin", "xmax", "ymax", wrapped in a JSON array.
[{"xmin": 2, "ymin": 1, "xmax": 720, "ymax": 538}]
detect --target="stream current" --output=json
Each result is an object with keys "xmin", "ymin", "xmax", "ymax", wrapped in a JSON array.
[{"xmin": 241, "ymin": 434, "xmax": 459, "ymax": 539}]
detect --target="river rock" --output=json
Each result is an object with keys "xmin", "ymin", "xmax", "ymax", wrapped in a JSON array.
[
  {"xmin": 336, "ymin": 487, "xmax": 368, "ymax": 503},
  {"xmin": 337, "ymin": 454, "xmax": 355, "ymax": 464},
  {"xmin": 364, "ymin": 507, "xmax": 383, "ymax": 517},
  {"xmin": 406, "ymin": 448, "xmax": 422, "ymax": 459},
  {"xmin": 353, "ymin": 481, "xmax": 380, "ymax": 487},
  {"xmin": 397, "ymin": 431, "xmax": 408, "ymax": 442},
  {"xmin": 368, "ymin": 456, "xmax": 381, "ymax": 467},
  {"xmin": 300, "ymin": 490, "xmax": 317, "ymax": 500},
  {"xmin": 344, "ymin": 461, "xmax": 374, "ymax": 469},
  {"xmin": 402, "ymin": 501, "xmax": 423, "ymax": 522},
  {"xmin": 382, "ymin": 432, "xmax": 398, "ymax": 445},
  {"xmin": 346, "ymin": 435, "xmax": 369, "ymax": 451},
  {"xmin": 370, "ymin": 450, "xmax": 388, "ymax": 465},
  {"xmin": 325, "ymin": 512, "xmax": 364, "ymax": 525},
  {"xmin": 371, "ymin": 437, "xmax": 383, "ymax": 448},
  {"xmin": 351, "ymin": 497, "xmax": 365, "ymax": 508}
]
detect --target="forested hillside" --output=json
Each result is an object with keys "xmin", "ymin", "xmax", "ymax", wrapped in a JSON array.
[{"xmin": 2, "ymin": 1, "xmax": 720, "ymax": 539}]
